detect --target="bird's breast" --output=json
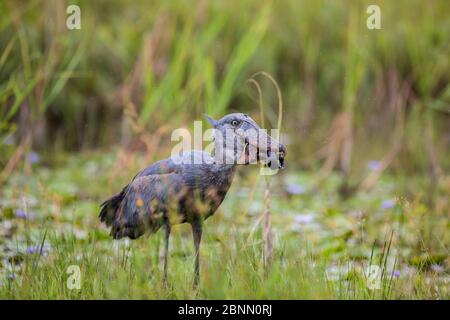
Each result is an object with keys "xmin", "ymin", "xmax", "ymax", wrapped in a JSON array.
[{"xmin": 174, "ymin": 165, "xmax": 235, "ymax": 221}]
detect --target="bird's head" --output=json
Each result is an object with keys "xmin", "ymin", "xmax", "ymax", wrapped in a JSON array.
[{"xmin": 204, "ymin": 113, "xmax": 286, "ymax": 170}]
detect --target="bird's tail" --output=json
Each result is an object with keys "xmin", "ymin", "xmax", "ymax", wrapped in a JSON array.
[
  {"xmin": 99, "ymin": 186, "xmax": 145, "ymax": 239},
  {"xmin": 99, "ymin": 186, "xmax": 127, "ymax": 227}
]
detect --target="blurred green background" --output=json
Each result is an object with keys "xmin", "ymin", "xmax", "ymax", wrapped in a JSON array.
[{"xmin": 0, "ymin": 0, "xmax": 449, "ymax": 299}]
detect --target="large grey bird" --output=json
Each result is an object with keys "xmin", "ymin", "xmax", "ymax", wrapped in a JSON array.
[{"xmin": 99, "ymin": 113, "xmax": 286, "ymax": 285}]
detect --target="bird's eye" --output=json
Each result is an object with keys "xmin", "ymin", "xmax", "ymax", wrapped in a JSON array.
[{"xmin": 231, "ymin": 120, "xmax": 240, "ymax": 127}]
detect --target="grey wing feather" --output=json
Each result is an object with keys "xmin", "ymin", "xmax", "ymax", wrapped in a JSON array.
[
  {"xmin": 135, "ymin": 150, "xmax": 213, "ymax": 179},
  {"xmin": 134, "ymin": 158, "xmax": 179, "ymax": 179},
  {"xmin": 111, "ymin": 174, "xmax": 174, "ymax": 239}
]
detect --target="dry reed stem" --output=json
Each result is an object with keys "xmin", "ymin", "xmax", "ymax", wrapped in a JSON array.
[
  {"xmin": 247, "ymin": 71, "xmax": 283, "ymax": 268},
  {"xmin": 263, "ymin": 181, "xmax": 273, "ymax": 267}
]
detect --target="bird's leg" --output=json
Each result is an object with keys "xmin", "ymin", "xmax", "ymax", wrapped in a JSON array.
[
  {"xmin": 191, "ymin": 220, "xmax": 203, "ymax": 287},
  {"xmin": 162, "ymin": 222, "xmax": 171, "ymax": 285}
]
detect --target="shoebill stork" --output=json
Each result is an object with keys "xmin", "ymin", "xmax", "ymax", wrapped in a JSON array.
[{"xmin": 99, "ymin": 113, "xmax": 286, "ymax": 285}]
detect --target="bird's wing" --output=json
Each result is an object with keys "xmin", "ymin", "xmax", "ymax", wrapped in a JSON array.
[
  {"xmin": 111, "ymin": 173, "xmax": 181, "ymax": 239},
  {"xmin": 102, "ymin": 151, "xmax": 216, "ymax": 239}
]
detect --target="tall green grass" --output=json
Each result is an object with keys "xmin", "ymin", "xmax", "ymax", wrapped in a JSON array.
[
  {"xmin": 0, "ymin": 152, "xmax": 448, "ymax": 299},
  {"xmin": 1, "ymin": 227, "xmax": 439, "ymax": 299}
]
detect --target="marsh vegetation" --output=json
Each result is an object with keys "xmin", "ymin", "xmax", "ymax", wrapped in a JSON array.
[{"xmin": 0, "ymin": 0, "xmax": 449, "ymax": 299}]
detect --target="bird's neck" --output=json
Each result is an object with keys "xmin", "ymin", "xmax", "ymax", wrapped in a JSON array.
[
  {"xmin": 209, "ymin": 147, "xmax": 237, "ymax": 173},
  {"xmin": 211, "ymin": 156, "xmax": 236, "ymax": 172}
]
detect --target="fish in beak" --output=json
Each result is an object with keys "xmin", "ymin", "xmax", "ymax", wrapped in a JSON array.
[{"xmin": 265, "ymin": 143, "xmax": 286, "ymax": 170}]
